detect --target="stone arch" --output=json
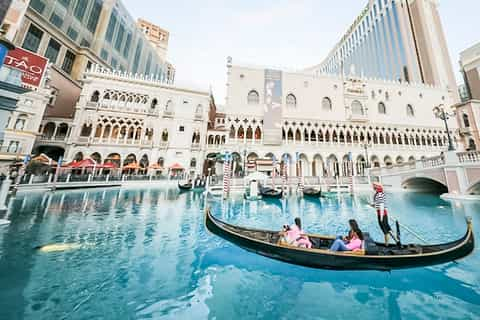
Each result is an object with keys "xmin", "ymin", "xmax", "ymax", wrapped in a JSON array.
[
  {"xmin": 90, "ymin": 152, "xmax": 102, "ymax": 164},
  {"xmin": 105, "ymin": 153, "xmax": 121, "ymax": 167},
  {"xmin": 139, "ymin": 154, "xmax": 149, "ymax": 170},
  {"xmin": 370, "ymin": 155, "xmax": 381, "ymax": 168},
  {"xmin": 326, "ymin": 154, "xmax": 339, "ymax": 177},
  {"xmin": 396, "ymin": 155, "xmax": 404, "ymax": 164},
  {"xmin": 295, "ymin": 128, "xmax": 301, "ymax": 141},
  {"xmin": 298, "ymin": 153, "xmax": 309, "ymax": 176},
  {"xmin": 401, "ymin": 177, "xmax": 448, "ymax": 194},
  {"xmin": 80, "ymin": 123, "xmax": 92, "ymax": 137},
  {"xmin": 384, "ymin": 155, "xmax": 393, "ymax": 167},
  {"xmin": 255, "ymin": 126, "xmax": 262, "ymax": 140},
  {"xmin": 91, "ymin": 90, "xmax": 100, "ymax": 102},
  {"xmin": 123, "ymin": 154, "xmax": 137, "ymax": 166},
  {"xmin": 73, "ymin": 152, "xmax": 84, "ymax": 161},
  {"xmin": 312, "ymin": 154, "xmax": 324, "ymax": 177},
  {"xmin": 356, "ymin": 155, "xmax": 366, "ymax": 176}
]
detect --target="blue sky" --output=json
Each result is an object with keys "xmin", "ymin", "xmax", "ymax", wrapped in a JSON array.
[{"xmin": 123, "ymin": 0, "xmax": 479, "ymax": 104}]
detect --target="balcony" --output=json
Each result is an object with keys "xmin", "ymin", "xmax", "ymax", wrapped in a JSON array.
[
  {"xmin": 157, "ymin": 141, "xmax": 169, "ymax": 149},
  {"xmin": 459, "ymin": 127, "xmax": 472, "ymax": 135},
  {"xmin": 191, "ymin": 142, "xmax": 201, "ymax": 151},
  {"xmin": 347, "ymin": 112, "xmax": 369, "ymax": 122},
  {"xmin": 194, "ymin": 113, "xmax": 203, "ymax": 121}
]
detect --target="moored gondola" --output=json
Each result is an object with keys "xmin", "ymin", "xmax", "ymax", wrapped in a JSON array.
[
  {"xmin": 178, "ymin": 182, "xmax": 192, "ymax": 191},
  {"xmin": 259, "ymin": 186, "xmax": 283, "ymax": 199},
  {"xmin": 303, "ymin": 187, "xmax": 322, "ymax": 198},
  {"xmin": 204, "ymin": 209, "xmax": 474, "ymax": 271}
]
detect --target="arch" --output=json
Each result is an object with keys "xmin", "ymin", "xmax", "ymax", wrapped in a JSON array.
[
  {"xmin": 295, "ymin": 128, "xmax": 301, "ymax": 141},
  {"xmin": 247, "ymin": 90, "xmax": 260, "ymax": 105},
  {"xmin": 214, "ymin": 135, "xmax": 220, "ymax": 145},
  {"xmin": 406, "ymin": 104, "xmax": 415, "ymax": 117},
  {"xmin": 468, "ymin": 138, "xmax": 476, "ymax": 151},
  {"xmin": 401, "ymin": 177, "xmax": 448, "ymax": 194},
  {"xmin": 94, "ymin": 124, "xmax": 102, "ymax": 138},
  {"xmin": 105, "ymin": 153, "xmax": 121, "ymax": 167},
  {"xmin": 103, "ymin": 92, "xmax": 110, "ymax": 100},
  {"xmin": 123, "ymin": 154, "xmax": 137, "ymax": 166},
  {"xmin": 43, "ymin": 122, "xmax": 56, "ymax": 138},
  {"xmin": 165, "ymin": 100, "xmax": 174, "ymax": 112},
  {"xmin": 247, "ymin": 152, "xmax": 258, "ymax": 162},
  {"xmin": 56, "ymin": 123, "xmax": 69, "ymax": 138},
  {"xmin": 322, "ymin": 97, "xmax": 332, "ymax": 111},
  {"xmin": 237, "ymin": 126, "xmax": 244, "ymax": 139},
  {"xmin": 396, "ymin": 156, "xmax": 404, "ymax": 164},
  {"xmin": 384, "ymin": 155, "xmax": 393, "ymax": 167},
  {"xmin": 255, "ymin": 126, "xmax": 262, "ymax": 140},
  {"xmin": 195, "ymin": 104, "xmax": 203, "ymax": 114},
  {"xmin": 264, "ymin": 152, "xmax": 275, "ymax": 160},
  {"xmin": 408, "ymin": 156, "xmax": 416, "ymax": 163},
  {"xmin": 208, "ymin": 135, "xmax": 214, "ymax": 145},
  {"xmin": 73, "ymin": 152, "xmax": 84, "ymax": 161},
  {"xmin": 90, "ymin": 90, "xmax": 100, "ymax": 102},
  {"xmin": 287, "ymin": 128, "xmax": 294, "ymax": 141},
  {"xmin": 310, "ymin": 129, "xmax": 316, "ymax": 142},
  {"xmin": 286, "ymin": 94, "xmax": 297, "ymax": 108},
  {"xmin": 190, "ymin": 158, "xmax": 197, "ymax": 168},
  {"xmin": 157, "ymin": 157, "xmax": 165, "ymax": 167},
  {"xmin": 229, "ymin": 125, "xmax": 235, "ymax": 139},
  {"xmin": 90, "ymin": 152, "xmax": 102, "ymax": 164},
  {"xmin": 378, "ymin": 102, "xmax": 386, "ymax": 114},
  {"xmin": 326, "ymin": 154, "xmax": 339, "ymax": 177},
  {"xmin": 355, "ymin": 155, "xmax": 366, "ymax": 176},
  {"xmin": 351, "ymin": 100, "xmax": 364, "ymax": 115},
  {"xmin": 139, "ymin": 154, "xmax": 149, "ymax": 169},
  {"xmin": 370, "ymin": 155, "xmax": 380, "ymax": 168},
  {"xmin": 246, "ymin": 126, "xmax": 253, "ymax": 140},
  {"xmin": 312, "ymin": 154, "xmax": 324, "ymax": 177},
  {"xmin": 151, "ymin": 98, "xmax": 158, "ymax": 109},
  {"xmin": 298, "ymin": 153, "xmax": 309, "ymax": 176},
  {"xmin": 102, "ymin": 124, "xmax": 111, "ymax": 139}
]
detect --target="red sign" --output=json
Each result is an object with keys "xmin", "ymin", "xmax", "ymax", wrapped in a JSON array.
[{"xmin": 4, "ymin": 47, "xmax": 48, "ymax": 88}]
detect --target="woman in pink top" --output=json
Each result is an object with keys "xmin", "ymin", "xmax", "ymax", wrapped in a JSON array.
[
  {"xmin": 282, "ymin": 218, "xmax": 312, "ymax": 248},
  {"xmin": 329, "ymin": 219, "xmax": 364, "ymax": 252}
]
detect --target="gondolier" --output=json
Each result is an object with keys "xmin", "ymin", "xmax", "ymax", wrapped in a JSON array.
[{"xmin": 372, "ymin": 182, "xmax": 399, "ymax": 245}]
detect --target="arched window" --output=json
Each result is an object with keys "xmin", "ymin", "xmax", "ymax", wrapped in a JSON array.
[
  {"xmin": 162, "ymin": 129, "xmax": 169, "ymax": 142},
  {"xmin": 190, "ymin": 158, "xmax": 197, "ymax": 168},
  {"xmin": 14, "ymin": 114, "xmax": 28, "ymax": 130},
  {"xmin": 322, "ymin": 97, "xmax": 332, "ymax": 111},
  {"xmin": 463, "ymin": 113, "xmax": 470, "ymax": 128},
  {"xmin": 286, "ymin": 94, "xmax": 297, "ymax": 108},
  {"xmin": 247, "ymin": 90, "xmax": 259, "ymax": 105},
  {"xmin": 151, "ymin": 98, "xmax": 158, "ymax": 109},
  {"xmin": 80, "ymin": 124, "xmax": 92, "ymax": 137},
  {"xmin": 195, "ymin": 104, "xmax": 203, "ymax": 114},
  {"xmin": 468, "ymin": 139, "xmax": 476, "ymax": 151},
  {"xmin": 90, "ymin": 91, "xmax": 100, "ymax": 102},
  {"xmin": 407, "ymin": 104, "xmax": 415, "ymax": 117},
  {"xmin": 378, "ymin": 102, "xmax": 386, "ymax": 114},
  {"xmin": 165, "ymin": 100, "xmax": 173, "ymax": 112},
  {"xmin": 351, "ymin": 100, "xmax": 364, "ymax": 115}
]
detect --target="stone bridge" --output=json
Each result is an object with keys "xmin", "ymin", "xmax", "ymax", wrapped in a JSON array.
[{"xmin": 369, "ymin": 151, "xmax": 480, "ymax": 198}]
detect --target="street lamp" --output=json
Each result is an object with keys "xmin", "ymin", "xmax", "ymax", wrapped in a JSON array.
[{"xmin": 433, "ymin": 104, "xmax": 455, "ymax": 151}]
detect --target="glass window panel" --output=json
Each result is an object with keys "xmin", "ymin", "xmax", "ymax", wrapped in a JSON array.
[
  {"xmin": 30, "ymin": 0, "xmax": 45, "ymax": 13},
  {"xmin": 115, "ymin": 24, "xmax": 125, "ymax": 51},
  {"xmin": 67, "ymin": 27, "xmax": 78, "ymax": 41},
  {"xmin": 74, "ymin": 0, "xmax": 88, "ymax": 21},
  {"xmin": 49, "ymin": 12, "xmax": 63, "ymax": 28},
  {"xmin": 62, "ymin": 50, "xmax": 76, "ymax": 74},
  {"xmin": 105, "ymin": 11, "xmax": 117, "ymax": 43},
  {"xmin": 87, "ymin": 0, "xmax": 102, "ymax": 33},
  {"xmin": 123, "ymin": 33, "xmax": 132, "ymax": 58},
  {"xmin": 44, "ymin": 38, "xmax": 61, "ymax": 63},
  {"xmin": 22, "ymin": 24, "xmax": 43, "ymax": 52}
]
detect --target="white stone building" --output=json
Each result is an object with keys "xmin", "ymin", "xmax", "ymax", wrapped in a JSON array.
[
  {"xmin": 59, "ymin": 66, "xmax": 210, "ymax": 175},
  {"xmin": 205, "ymin": 61, "xmax": 459, "ymax": 178}
]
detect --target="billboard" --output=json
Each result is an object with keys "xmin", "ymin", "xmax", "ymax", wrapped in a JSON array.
[
  {"xmin": 4, "ymin": 47, "xmax": 48, "ymax": 88},
  {"xmin": 263, "ymin": 69, "xmax": 283, "ymax": 145}
]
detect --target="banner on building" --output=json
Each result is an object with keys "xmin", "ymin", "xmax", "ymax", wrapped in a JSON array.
[
  {"xmin": 263, "ymin": 69, "xmax": 283, "ymax": 145},
  {"xmin": 4, "ymin": 47, "xmax": 48, "ymax": 88}
]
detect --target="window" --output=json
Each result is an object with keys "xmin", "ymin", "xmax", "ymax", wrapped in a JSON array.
[
  {"xmin": 30, "ymin": 0, "xmax": 45, "ymax": 14},
  {"xmin": 74, "ymin": 0, "xmax": 88, "ymax": 21},
  {"xmin": 105, "ymin": 11, "xmax": 117, "ymax": 43},
  {"xmin": 247, "ymin": 90, "xmax": 259, "ymax": 105},
  {"xmin": 7, "ymin": 141, "xmax": 19, "ymax": 153},
  {"xmin": 351, "ymin": 100, "xmax": 364, "ymax": 115},
  {"xmin": 87, "ymin": 0, "xmax": 102, "ymax": 33},
  {"xmin": 67, "ymin": 27, "xmax": 78, "ymax": 41},
  {"xmin": 90, "ymin": 91, "xmax": 100, "ymax": 102},
  {"xmin": 195, "ymin": 104, "xmax": 203, "ymax": 114},
  {"xmin": 100, "ymin": 49, "xmax": 108, "ymax": 60},
  {"xmin": 378, "ymin": 102, "xmax": 386, "ymax": 114},
  {"xmin": 132, "ymin": 40, "xmax": 143, "ymax": 73},
  {"xmin": 111, "ymin": 58, "xmax": 117, "ymax": 70},
  {"xmin": 151, "ymin": 99, "xmax": 158, "ymax": 109},
  {"xmin": 62, "ymin": 50, "xmax": 76, "ymax": 74},
  {"xmin": 286, "ymin": 94, "xmax": 297, "ymax": 108},
  {"xmin": 123, "ymin": 33, "xmax": 132, "ymax": 58},
  {"xmin": 44, "ymin": 38, "xmax": 61, "ymax": 64},
  {"xmin": 463, "ymin": 113, "xmax": 470, "ymax": 127},
  {"xmin": 179, "ymin": 126, "xmax": 185, "ymax": 132},
  {"xmin": 115, "ymin": 24, "xmax": 125, "ymax": 51},
  {"xmin": 322, "ymin": 97, "xmax": 332, "ymax": 110},
  {"xmin": 80, "ymin": 39, "xmax": 90, "ymax": 48},
  {"xmin": 190, "ymin": 158, "xmax": 197, "ymax": 168},
  {"xmin": 22, "ymin": 24, "xmax": 43, "ymax": 52},
  {"xmin": 406, "ymin": 104, "xmax": 415, "ymax": 117},
  {"xmin": 58, "ymin": 0, "xmax": 70, "ymax": 8},
  {"xmin": 15, "ymin": 116, "xmax": 27, "ymax": 130},
  {"xmin": 49, "ymin": 12, "xmax": 63, "ymax": 28},
  {"xmin": 145, "ymin": 53, "xmax": 152, "ymax": 74}
]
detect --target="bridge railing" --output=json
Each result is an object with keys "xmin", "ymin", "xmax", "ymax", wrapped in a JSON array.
[
  {"xmin": 457, "ymin": 151, "xmax": 480, "ymax": 164},
  {"xmin": 369, "ymin": 155, "xmax": 445, "ymax": 176}
]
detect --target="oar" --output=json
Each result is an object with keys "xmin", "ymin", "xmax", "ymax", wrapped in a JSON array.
[{"xmin": 367, "ymin": 203, "xmax": 428, "ymax": 244}]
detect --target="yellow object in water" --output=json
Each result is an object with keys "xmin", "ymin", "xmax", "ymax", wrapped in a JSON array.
[{"xmin": 36, "ymin": 243, "xmax": 83, "ymax": 253}]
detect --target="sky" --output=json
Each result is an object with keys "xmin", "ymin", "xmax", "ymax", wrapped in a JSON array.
[{"xmin": 123, "ymin": 0, "xmax": 479, "ymax": 104}]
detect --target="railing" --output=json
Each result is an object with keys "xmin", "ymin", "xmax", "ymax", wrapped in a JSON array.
[
  {"xmin": 0, "ymin": 146, "xmax": 23, "ymax": 155},
  {"xmin": 458, "ymin": 151, "xmax": 480, "ymax": 163},
  {"xmin": 369, "ymin": 155, "xmax": 445, "ymax": 176},
  {"xmin": 191, "ymin": 143, "xmax": 201, "ymax": 151},
  {"xmin": 17, "ymin": 173, "xmax": 169, "ymax": 186},
  {"xmin": 39, "ymin": 135, "xmax": 68, "ymax": 142},
  {"xmin": 163, "ymin": 110, "xmax": 174, "ymax": 118},
  {"xmin": 194, "ymin": 114, "xmax": 203, "ymax": 121}
]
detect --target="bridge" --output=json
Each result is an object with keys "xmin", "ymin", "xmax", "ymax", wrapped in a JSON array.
[{"xmin": 369, "ymin": 151, "xmax": 480, "ymax": 199}]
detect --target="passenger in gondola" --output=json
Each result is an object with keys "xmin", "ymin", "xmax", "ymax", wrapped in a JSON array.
[
  {"xmin": 329, "ymin": 219, "xmax": 364, "ymax": 252},
  {"xmin": 280, "ymin": 217, "xmax": 312, "ymax": 248},
  {"xmin": 372, "ymin": 182, "xmax": 400, "ymax": 245}
]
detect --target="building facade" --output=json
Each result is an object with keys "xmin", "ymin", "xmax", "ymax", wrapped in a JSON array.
[
  {"xmin": 206, "ymin": 61, "xmax": 458, "ymax": 178},
  {"xmin": 45, "ymin": 65, "xmax": 210, "ymax": 175},
  {"xmin": 309, "ymin": 0, "xmax": 458, "ymax": 102},
  {"xmin": 460, "ymin": 41, "xmax": 480, "ymax": 101}
]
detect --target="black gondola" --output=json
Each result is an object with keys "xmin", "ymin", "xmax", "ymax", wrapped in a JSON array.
[
  {"xmin": 259, "ymin": 186, "xmax": 283, "ymax": 199},
  {"xmin": 205, "ymin": 209, "xmax": 474, "ymax": 271},
  {"xmin": 178, "ymin": 182, "xmax": 192, "ymax": 191},
  {"xmin": 303, "ymin": 187, "xmax": 322, "ymax": 198}
]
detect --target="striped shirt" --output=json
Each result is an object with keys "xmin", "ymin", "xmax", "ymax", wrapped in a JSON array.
[{"xmin": 373, "ymin": 191, "xmax": 386, "ymax": 209}]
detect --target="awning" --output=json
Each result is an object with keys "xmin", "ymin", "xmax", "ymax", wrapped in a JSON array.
[
  {"xmin": 169, "ymin": 163, "xmax": 184, "ymax": 170},
  {"xmin": 123, "ymin": 162, "xmax": 141, "ymax": 170},
  {"xmin": 149, "ymin": 163, "xmax": 164, "ymax": 170},
  {"xmin": 66, "ymin": 158, "xmax": 98, "ymax": 168}
]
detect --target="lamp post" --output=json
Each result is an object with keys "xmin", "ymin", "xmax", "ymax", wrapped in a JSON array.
[
  {"xmin": 361, "ymin": 142, "xmax": 370, "ymax": 168},
  {"xmin": 433, "ymin": 104, "xmax": 455, "ymax": 151}
]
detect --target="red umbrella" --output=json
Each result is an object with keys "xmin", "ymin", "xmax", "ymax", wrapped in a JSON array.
[{"xmin": 169, "ymin": 163, "xmax": 184, "ymax": 170}]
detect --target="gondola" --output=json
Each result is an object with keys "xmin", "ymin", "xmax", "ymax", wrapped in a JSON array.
[
  {"xmin": 259, "ymin": 186, "xmax": 283, "ymax": 199},
  {"xmin": 205, "ymin": 209, "xmax": 474, "ymax": 271},
  {"xmin": 303, "ymin": 187, "xmax": 322, "ymax": 198},
  {"xmin": 178, "ymin": 182, "xmax": 192, "ymax": 191}
]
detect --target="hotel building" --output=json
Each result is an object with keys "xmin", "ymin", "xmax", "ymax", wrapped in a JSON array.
[
  {"xmin": 309, "ymin": 0, "xmax": 459, "ymax": 102},
  {"xmin": 205, "ymin": 60, "xmax": 458, "ymax": 178}
]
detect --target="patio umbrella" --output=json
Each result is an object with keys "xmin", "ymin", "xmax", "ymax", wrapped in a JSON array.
[
  {"xmin": 31, "ymin": 153, "xmax": 58, "ymax": 166},
  {"xmin": 149, "ymin": 163, "xmax": 163, "ymax": 170},
  {"xmin": 169, "ymin": 163, "xmax": 184, "ymax": 170},
  {"xmin": 123, "ymin": 162, "xmax": 141, "ymax": 170}
]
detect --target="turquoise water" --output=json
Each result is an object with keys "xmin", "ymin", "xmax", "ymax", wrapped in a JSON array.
[{"xmin": 0, "ymin": 187, "xmax": 479, "ymax": 319}]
